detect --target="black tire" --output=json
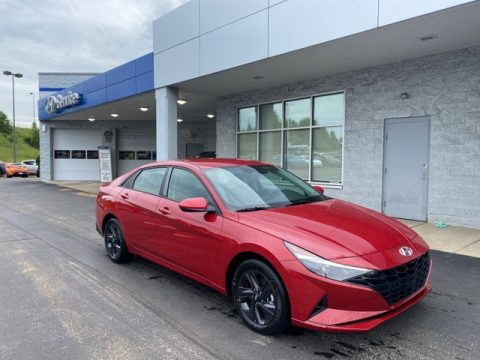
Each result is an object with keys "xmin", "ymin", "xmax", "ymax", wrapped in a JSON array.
[
  {"xmin": 232, "ymin": 259, "xmax": 290, "ymax": 335},
  {"xmin": 104, "ymin": 218, "xmax": 132, "ymax": 264}
]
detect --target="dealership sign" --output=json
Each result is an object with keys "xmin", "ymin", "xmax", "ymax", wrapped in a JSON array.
[
  {"xmin": 98, "ymin": 147, "xmax": 113, "ymax": 182},
  {"xmin": 45, "ymin": 92, "xmax": 83, "ymax": 113}
]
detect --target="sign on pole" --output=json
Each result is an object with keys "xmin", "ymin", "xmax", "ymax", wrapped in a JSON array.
[{"xmin": 98, "ymin": 147, "xmax": 112, "ymax": 182}]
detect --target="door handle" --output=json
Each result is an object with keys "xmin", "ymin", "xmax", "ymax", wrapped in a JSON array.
[
  {"xmin": 159, "ymin": 207, "xmax": 171, "ymax": 215},
  {"xmin": 421, "ymin": 163, "xmax": 428, "ymax": 180},
  {"xmin": 120, "ymin": 193, "xmax": 129, "ymax": 200}
]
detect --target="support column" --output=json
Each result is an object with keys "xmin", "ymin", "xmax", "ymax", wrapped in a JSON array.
[
  {"xmin": 155, "ymin": 87, "xmax": 178, "ymax": 160},
  {"xmin": 39, "ymin": 124, "xmax": 53, "ymax": 181}
]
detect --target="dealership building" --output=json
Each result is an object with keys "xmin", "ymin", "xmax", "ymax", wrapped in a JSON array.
[{"xmin": 38, "ymin": 0, "xmax": 480, "ymax": 228}]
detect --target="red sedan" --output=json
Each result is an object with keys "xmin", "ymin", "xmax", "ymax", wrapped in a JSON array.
[{"xmin": 96, "ymin": 159, "xmax": 431, "ymax": 335}]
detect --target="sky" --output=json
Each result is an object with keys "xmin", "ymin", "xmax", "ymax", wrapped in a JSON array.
[{"xmin": 0, "ymin": 0, "xmax": 187, "ymax": 127}]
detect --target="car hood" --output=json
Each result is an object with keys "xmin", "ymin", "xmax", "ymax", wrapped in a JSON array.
[{"xmin": 238, "ymin": 199, "xmax": 425, "ymax": 260}]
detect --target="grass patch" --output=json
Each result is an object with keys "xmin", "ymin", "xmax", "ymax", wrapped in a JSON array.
[{"xmin": 0, "ymin": 128, "xmax": 39, "ymax": 163}]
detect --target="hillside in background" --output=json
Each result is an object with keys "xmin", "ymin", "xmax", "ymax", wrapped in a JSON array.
[
  {"xmin": 0, "ymin": 111, "xmax": 39, "ymax": 163},
  {"xmin": 0, "ymin": 128, "xmax": 39, "ymax": 163}
]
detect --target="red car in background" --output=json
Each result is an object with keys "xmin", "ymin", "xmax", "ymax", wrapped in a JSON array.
[{"xmin": 96, "ymin": 159, "xmax": 431, "ymax": 334}]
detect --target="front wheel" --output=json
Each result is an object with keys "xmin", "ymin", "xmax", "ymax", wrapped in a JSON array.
[
  {"xmin": 104, "ymin": 218, "xmax": 132, "ymax": 264},
  {"xmin": 232, "ymin": 259, "xmax": 290, "ymax": 335}
]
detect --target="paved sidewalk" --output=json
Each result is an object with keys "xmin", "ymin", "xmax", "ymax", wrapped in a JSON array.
[
  {"xmin": 397, "ymin": 219, "xmax": 480, "ymax": 258},
  {"xmin": 49, "ymin": 180, "xmax": 480, "ymax": 259},
  {"xmin": 48, "ymin": 180, "xmax": 101, "ymax": 197}
]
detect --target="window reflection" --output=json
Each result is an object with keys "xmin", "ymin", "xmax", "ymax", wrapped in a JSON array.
[
  {"xmin": 312, "ymin": 126, "xmax": 343, "ymax": 183},
  {"xmin": 238, "ymin": 133, "xmax": 257, "ymax": 160},
  {"xmin": 285, "ymin": 98, "xmax": 310, "ymax": 128},
  {"xmin": 285, "ymin": 129, "xmax": 310, "ymax": 180},
  {"xmin": 236, "ymin": 93, "xmax": 344, "ymax": 184},
  {"xmin": 238, "ymin": 107, "xmax": 257, "ymax": 131},
  {"xmin": 260, "ymin": 103, "xmax": 282, "ymax": 130},
  {"xmin": 259, "ymin": 131, "xmax": 281, "ymax": 166}
]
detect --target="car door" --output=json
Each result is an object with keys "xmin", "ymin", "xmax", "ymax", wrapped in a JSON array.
[
  {"xmin": 116, "ymin": 167, "xmax": 168, "ymax": 253},
  {"xmin": 156, "ymin": 167, "xmax": 224, "ymax": 283}
]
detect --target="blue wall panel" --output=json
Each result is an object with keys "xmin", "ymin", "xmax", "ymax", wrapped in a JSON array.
[
  {"xmin": 106, "ymin": 78, "xmax": 137, "ymax": 102},
  {"xmin": 40, "ymin": 53, "xmax": 154, "ymax": 121},
  {"xmin": 82, "ymin": 74, "xmax": 106, "ymax": 93},
  {"xmin": 105, "ymin": 60, "xmax": 136, "ymax": 86},
  {"xmin": 135, "ymin": 53, "xmax": 154, "ymax": 76},
  {"xmin": 136, "ymin": 71, "xmax": 154, "ymax": 94},
  {"xmin": 86, "ymin": 88, "xmax": 107, "ymax": 107}
]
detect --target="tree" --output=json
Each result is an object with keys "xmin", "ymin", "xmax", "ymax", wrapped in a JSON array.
[
  {"xmin": 25, "ymin": 124, "xmax": 40, "ymax": 149},
  {"xmin": 0, "ymin": 111, "xmax": 12, "ymax": 135}
]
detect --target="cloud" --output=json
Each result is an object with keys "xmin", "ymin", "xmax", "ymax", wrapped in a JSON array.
[{"xmin": 0, "ymin": 0, "xmax": 187, "ymax": 127}]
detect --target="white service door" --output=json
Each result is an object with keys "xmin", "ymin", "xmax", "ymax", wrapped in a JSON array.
[
  {"xmin": 117, "ymin": 127, "xmax": 156, "ymax": 175},
  {"xmin": 53, "ymin": 129, "xmax": 102, "ymax": 181}
]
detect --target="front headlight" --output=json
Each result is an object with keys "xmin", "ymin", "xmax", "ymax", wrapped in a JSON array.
[{"xmin": 284, "ymin": 241, "xmax": 373, "ymax": 281}]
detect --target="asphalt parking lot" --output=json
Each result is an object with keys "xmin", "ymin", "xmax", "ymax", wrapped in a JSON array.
[{"xmin": 0, "ymin": 178, "xmax": 479, "ymax": 360}]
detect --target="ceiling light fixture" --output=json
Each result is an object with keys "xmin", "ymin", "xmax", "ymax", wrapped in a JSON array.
[
  {"xmin": 207, "ymin": 113, "xmax": 215, "ymax": 119},
  {"xmin": 177, "ymin": 118, "xmax": 183, "ymax": 123},
  {"xmin": 110, "ymin": 113, "xmax": 119, "ymax": 118},
  {"xmin": 88, "ymin": 117, "xmax": 95, "ymax": 122},
  {"xmin": 139, "ymin": 107, "xmax": 149, "ymax": 112},
  {"xmin": 177, "ymin": 99, "xmax": 187, "ymax": 105}
]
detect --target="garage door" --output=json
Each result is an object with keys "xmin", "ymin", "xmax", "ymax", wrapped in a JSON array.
[
  {"xmin": 118, "ymin": 127, "xmax": 156, "ymax": 175},
  {"xmin": 53, "ymin": 129, "xmax": 102, "ymax": 181}
]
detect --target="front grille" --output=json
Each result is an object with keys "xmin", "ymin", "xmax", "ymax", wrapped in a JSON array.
[{"xmin": 347, "ymin": 252, "xmax": 430, "ymax": 305}]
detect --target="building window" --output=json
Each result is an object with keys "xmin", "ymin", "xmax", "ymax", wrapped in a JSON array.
[
  {"xmin": 71, "ymin": 150, "xmax": 86, "ymax": 159},
  {"xmin": 119, "ymin": 151, "xmax": 135, "ymax": 160},
  {"xmin": 136, "ymin": 151, "xmax": 152, "ymax": 160},
  {"xmin": 55, "ymin": 150, "xmax": 71, "ymax": 159},
  {"xmin": 236, "ymin": 92, "xmax": 344, "ymax": 185},
  {"xmin": 87, "ymin": 150, "xmax": 99, "ymax": 159}
]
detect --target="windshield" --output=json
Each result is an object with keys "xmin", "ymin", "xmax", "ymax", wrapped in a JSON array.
[{"xmin": 203, "ymin": 165, "xmax": 327, "ymax": 211}]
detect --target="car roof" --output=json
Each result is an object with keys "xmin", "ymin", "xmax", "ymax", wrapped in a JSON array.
[
  {"xmin": 136, "ymin": 158, "xmax": 268, "ymax": 171},
  {"xmin": 183, "ymin": 158, "xmax": 267, "ymax": 169}
]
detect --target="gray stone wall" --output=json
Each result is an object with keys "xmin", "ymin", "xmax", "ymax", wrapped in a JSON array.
[
  {"xmin": 177, "ymin": 120, "xmax": 217, "ymax": 158},
  {"xmin": 216, "ymin": 46, "xmax": 480, "ymax": 228}
]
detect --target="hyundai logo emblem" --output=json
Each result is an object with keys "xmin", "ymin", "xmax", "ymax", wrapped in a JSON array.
[{"xmin": 399, "ymin": 247, "xmax": 413, "ymax": 257}]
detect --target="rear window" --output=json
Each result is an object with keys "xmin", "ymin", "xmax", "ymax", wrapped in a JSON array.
[{"xmin": 132, "ymin": 167, "xmax": 168, "ymax": 195}]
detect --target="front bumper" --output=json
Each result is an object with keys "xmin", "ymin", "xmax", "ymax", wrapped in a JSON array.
[
  {"xmin": 294, "ymin": 284, "xmax": 431, "ymax": 332},
  {"xmin": 282, "ymin": 256, "xmax": 432, "ymax": 332}
]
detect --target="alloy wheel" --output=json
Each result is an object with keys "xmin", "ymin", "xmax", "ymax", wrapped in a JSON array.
[
  {"xmin": 236, "ymin": 270, "xmax": 278, "ymax": 326},
  {"xmin": 105, "ymin": 222, "xmax": 122, "ymax": 259}
]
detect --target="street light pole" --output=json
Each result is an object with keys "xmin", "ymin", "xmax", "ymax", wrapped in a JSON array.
[
  {"xmin": 29, "ymin": 92, "xmax": 36, "ymax": 126},
  {"xmin": 3, "ymin": 70, "xmax": 23, "ymax": 163}
]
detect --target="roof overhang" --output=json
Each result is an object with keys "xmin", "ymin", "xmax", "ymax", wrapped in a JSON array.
[
  {"xmin": 174, "ymin": 2, "xmax": 480, "ymax": 97},
  {"xmin": 39, "ymin": 53, "xmax": 154, "ymax": 121}
]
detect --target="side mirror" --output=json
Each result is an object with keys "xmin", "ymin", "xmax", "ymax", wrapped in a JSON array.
[
  {"xmin": 312, "ymin": 185, "xmax": 324, "ymax": 194},
  {"xmin": 179, "ymin": 197, "xmax": 208, "ymax": 212}
]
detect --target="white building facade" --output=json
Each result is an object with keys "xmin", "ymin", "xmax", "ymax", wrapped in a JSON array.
[{"xmin": 40, "ymin": 0, "xmax": 480, "ymax": 228}]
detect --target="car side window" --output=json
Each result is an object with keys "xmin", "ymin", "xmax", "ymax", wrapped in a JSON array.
[
  {"xmin": 132, "ymin": 167, "xmax": 167, "ymax": 195},
  {"xmin": 167, "ymin": 168, "xmax": 211, "ymax": 202}
]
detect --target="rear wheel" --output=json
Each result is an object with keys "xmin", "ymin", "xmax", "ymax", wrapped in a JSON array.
[
  {"xmin": 232, "ymin": 259, "xmax": 290, "ymax": 335},
  {"xmin": 104, "ymin": 218, "xmax": 132, "ymax": 263}
]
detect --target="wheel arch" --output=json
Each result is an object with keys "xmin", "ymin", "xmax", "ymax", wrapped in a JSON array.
[
  {"xmin": 102, "ymin": 213, "xmax": 118, "ymax": 233},
  {"xmin": 225, "ymin": 250, "xmax": 290, "ymax": 302}
]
